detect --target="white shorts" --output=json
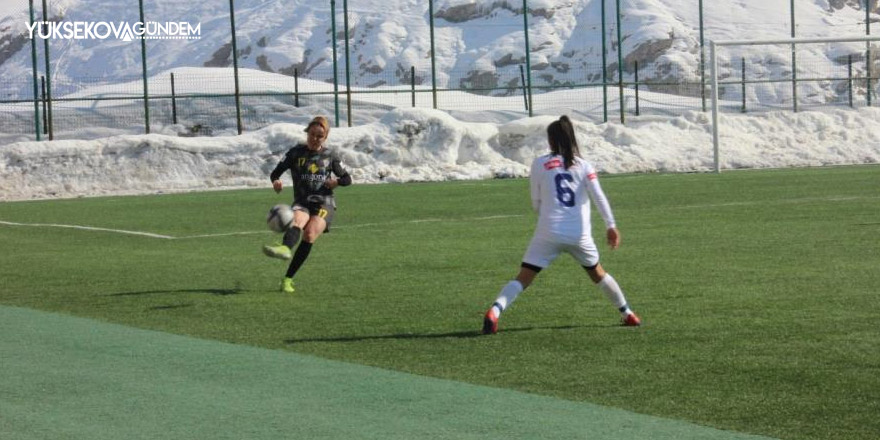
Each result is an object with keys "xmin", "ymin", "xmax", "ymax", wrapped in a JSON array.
[{"xmin": 522, "ymin": 235, "xmax": 599, "ymax": 269}]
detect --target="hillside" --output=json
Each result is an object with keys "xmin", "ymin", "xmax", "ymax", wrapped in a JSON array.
[{"xmin": 0, "ymin": 0, "xmax": 876, "ymax": 101}]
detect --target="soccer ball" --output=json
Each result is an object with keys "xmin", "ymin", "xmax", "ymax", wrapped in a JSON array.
[{"xmin": 266, "ymin": 204, "xmax": 294, "ymax": 233}]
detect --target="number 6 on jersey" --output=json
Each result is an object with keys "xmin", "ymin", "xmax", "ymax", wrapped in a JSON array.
[{"xmin": 555, "ymin": 173, "xmax": 575, "ymax": 207}]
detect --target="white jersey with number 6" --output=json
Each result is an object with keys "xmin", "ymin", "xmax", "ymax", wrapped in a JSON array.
[{"xmin": 529, "ymin": 154, "xmax": 616, "ymax": 244}]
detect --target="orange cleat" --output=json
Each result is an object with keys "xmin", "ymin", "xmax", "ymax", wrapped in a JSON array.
[
  {"xmin": 482, "ymin": 309, "xmax": 499, "ymax": 335},
  {"xmin": 622, "ymin": 312, "xmax": 641, "ymax": 327}
]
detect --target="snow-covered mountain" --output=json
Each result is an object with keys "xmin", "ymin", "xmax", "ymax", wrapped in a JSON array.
[{"xmin": 0, "ymin": 0, "xmax": 877, "ymax": 101}]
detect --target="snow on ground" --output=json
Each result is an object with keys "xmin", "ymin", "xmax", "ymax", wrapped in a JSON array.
[
  {"xmin": 1, "ymin": 1, "xmax": 878, "ymax": 201},
  {"xmin": 2, "ymin": 105, "xmax": 879, "ymax": 202}
]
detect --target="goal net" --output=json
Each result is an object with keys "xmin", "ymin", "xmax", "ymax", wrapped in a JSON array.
[{"xmin": 709, "ymin": 35, "xmax": 880, "ymax": 172}]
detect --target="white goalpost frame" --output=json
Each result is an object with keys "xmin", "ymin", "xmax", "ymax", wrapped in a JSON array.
[{"xmin": 709, "ymin": 35, "xmax": 880, "ymax": 173}]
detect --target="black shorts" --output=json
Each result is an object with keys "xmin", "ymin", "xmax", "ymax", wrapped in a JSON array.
[{"xmin": 293, "ymin": 195, "xmax": 336, "ymax": 229}]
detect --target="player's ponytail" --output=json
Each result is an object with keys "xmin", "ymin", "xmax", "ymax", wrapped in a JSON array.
[{"xmin": 547, "ymin": 115, "xmax": 581, "ymax": 169}]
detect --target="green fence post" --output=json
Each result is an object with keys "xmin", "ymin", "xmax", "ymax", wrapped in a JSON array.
[
  {"xmin": 138, "ymin": 0, "xmax": 150, "ymax": 134},
  {"xmin": 343, "ymin": 0, "xmax": 352, "ymax": 127},
  {"xmin": 294, "ymin": 68, "xmax": 300, "ymax": 107},
  {"xmin": 40, "ymin": 0, "xmax": 53, "ymax": 140},
  {"xmin": 229, "ymin": 0, "xmax": 243, "ymax": 134},
  {"xmin": 865, "ymin": 49, "xmax": 874, "ymax": 107},
  {"xmin": 699, "ymin": 0, "xmax": 706, "ymax": 112},
  {"xmin": 741, "ymin": 57, "xmax": 746, "ymax": 113},
  {"xmin": 790, "ymin": 0, "xmax": 798, "ymax": 112},
  {"xmin": 634, "ymin": 61, "xmax": 639, "ymax": 116},
  {"xmin": 601, "ymin": 0, "xmax": 608, "ymax": 122},
  {"xmin": 616, "ymin": 0, "xmax": 625, "ymax": 123},
  {"xmin": 28, "ymin": 0, "xmax": 41, "ymax": 141},
  {"xmin": 520, "ymin": 65, "xmax": 529, "ymax": 111},
  {"xmin": 522, "ymin": 0, "xmax": 533, "ymax": 117},
  {"xmin": 41, "ymin": 76, "xmax": 47, "ymax": 134},
  {"xmin": 868, "ymin": 0, "xmax": 874, "ymax": 107},
  {"xmin": 411, "ymin": 66, "xmax": 416, "ymax": 107},
  {"xmin": 848, "ymin": 54, "xmax": 854, "ymax": 108},
  {"xmin": 429, "ymin": 0, "xmax": 437, "ymax": 109},
  {"xmin": 170, "ymin": 72, "xmax": 178, "ymax": 124},
  {"xmin": 330, "ymin": 0, "xmax": 340, "ymax": 126}
]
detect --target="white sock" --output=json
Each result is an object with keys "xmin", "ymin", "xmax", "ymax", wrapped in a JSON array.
[
  {"xmin": 491, "ymin": 280, "xmax": 524, "ymax": 318},
  {"xmin": 597, "ymin": 274, "xmax": 631, "ymax": 315}
]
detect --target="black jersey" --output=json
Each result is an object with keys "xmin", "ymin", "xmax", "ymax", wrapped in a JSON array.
[{"xmin": 270, "ymin": 145, "xmax": 350, "ymax": 204}]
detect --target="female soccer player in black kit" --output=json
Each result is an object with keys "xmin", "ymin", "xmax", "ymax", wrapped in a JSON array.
[{"xmin": 263, "ymin": 116, "xmax": 352, "ymax": 293}]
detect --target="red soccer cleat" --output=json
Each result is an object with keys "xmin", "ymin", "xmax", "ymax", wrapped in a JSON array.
[
  {"xmin": 482, "ymin": 309, "xmax": 498, "ymax": 335},
  {"xmin": 622, "ymin": 312, "xmax": 641, "ymax": 327}
]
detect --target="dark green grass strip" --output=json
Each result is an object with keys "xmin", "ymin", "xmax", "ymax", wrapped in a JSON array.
[{"xmin": 0, "ymin": 305, "xmax": 774, "ymax": 440}]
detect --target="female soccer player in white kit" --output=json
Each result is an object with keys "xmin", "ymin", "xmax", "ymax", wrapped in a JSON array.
[{"xmin": 482, "ymin": 115, "xmax": 641, "ymax": 334}]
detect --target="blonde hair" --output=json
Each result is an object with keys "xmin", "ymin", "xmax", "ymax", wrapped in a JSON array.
[{"xmin": 304, "ymin": 116, "xmax": 330, "ymax": 136}]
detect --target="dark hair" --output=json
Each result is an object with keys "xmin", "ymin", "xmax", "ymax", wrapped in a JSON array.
[{"xmin": 547, "ymin": 115, "xmax": 580, "ymax": 169}]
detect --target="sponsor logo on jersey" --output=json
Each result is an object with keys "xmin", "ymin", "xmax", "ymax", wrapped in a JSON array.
[
  {"xmin": 587, "ymin": 172, "xmax": 598, "ymax": 180},
  {"xmin": 544, "ymin": 158, "xmax": 562, "ymax": 170},
  {"xmin": 308, "ymin": 163, "xmax": 320, "ymax": 174},
  {"xmin": 300, "ymin": 174, "xmax": 326, "ymax": 183}
]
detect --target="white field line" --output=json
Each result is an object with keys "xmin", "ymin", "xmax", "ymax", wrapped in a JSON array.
[
  {"xmin": 0, "ymin": 214, "xmax": 527, "ymax": 240},
  {"xmin": 473, "ymin": 214, "xmax": 525, "ymax": 220},
  {"xmin": 177, "ymin": 231, "xmax": 267, "ymax": 239},
  {"xmin": 1, "ymin": 194, "xmax": 873, "ymax": 239},
  {"xmin": 665, "ymin": 195, "xmax": 877, "ymax": 210},
  {"xmin": 0, "ymin": 220, "xmax": 176, "ymax": 239}
]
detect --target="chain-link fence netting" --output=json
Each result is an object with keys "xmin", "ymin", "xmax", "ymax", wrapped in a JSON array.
[
  {"xmin": 715, "ymin": 43, "xmax": 877, "ymax": 114},
  {"xmin": 2, "ymin": 0, "xmax": 879, "ymax": 144}
]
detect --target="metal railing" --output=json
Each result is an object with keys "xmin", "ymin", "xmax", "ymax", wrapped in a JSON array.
[{"xmin": 1, "ymin": 0, "xmax": 878, "ymax": 144}]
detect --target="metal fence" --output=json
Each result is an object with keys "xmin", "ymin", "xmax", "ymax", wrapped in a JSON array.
[{"xmin": 1, "ymin": 0, "xmax": 878, "ymax": 144}]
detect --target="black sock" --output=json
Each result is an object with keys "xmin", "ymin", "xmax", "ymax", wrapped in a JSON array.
[
  {"xmin": 283, "ymin": 226, "xmax": 302, "ymax": 249},
  {"xmin": 285, "ymin": 241, "xmax": 313, "ymax": 278}
]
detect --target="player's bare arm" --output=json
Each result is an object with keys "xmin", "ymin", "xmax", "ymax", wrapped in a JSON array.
[{"xmin": 607, "ymin": 227, "xmax": 620, "ymax": 250}]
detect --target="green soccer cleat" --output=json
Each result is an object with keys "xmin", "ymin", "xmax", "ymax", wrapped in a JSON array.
[
  {"xmin": 262, "ymin": 243, "xmax": 292, "ymax": 260},
  {"xmin": 280, "ymin": 277, "xmax": 295, "ymax": 294}
]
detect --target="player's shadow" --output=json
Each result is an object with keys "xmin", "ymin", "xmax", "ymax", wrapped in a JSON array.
[
  {"xmin": 284, "ymin": 324, "xmax": 599, "ymax": 344},
  {"xmin": 108, "ymin": 288, "xmax": 246, "ymax": 297},
  {"xmin": 148, "ymin": 303, "xmax": 195, "ymax": 311}
]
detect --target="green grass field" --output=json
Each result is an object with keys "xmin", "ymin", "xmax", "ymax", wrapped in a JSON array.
[{"xmin": 1, "ymin": 165, "xmax": 878, "ymax": 439}]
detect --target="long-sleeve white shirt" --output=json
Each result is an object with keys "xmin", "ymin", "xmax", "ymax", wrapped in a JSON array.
[{"xmin": 529, "ymin": 154, "xmax": 616, "ymax": 242}]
